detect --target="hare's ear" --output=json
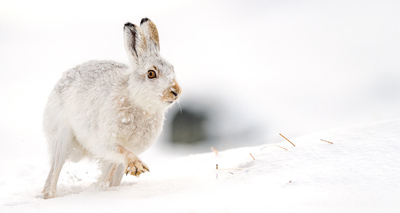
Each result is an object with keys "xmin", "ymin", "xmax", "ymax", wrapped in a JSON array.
[
  {"xmin": 140, "ymin": 18, "xmax": 160, "ymax": 52},
  {"xmin": 124, "ymin": 22, "xmax": 147, "ymax": 65}
]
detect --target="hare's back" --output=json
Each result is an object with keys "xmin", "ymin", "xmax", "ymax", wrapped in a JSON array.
[{"xmin": 54, "ymin": 60, "xmax": 128, "ymax": 95}]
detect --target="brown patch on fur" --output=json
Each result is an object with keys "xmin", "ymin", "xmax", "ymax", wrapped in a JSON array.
[
  {"xmin": 147, "ymin": 20, "xmax": 159, "ymax": 49},
  {"xmin": 117, "ymin": 144, "xmax": 127, "ymax": 155},
  {"xmin": 161, "ymin": 80, "xmax": 181, "ymax": 102},
  {"xmin": 172, "ymin": 80, "xmax": 181, "ymax": 97}
]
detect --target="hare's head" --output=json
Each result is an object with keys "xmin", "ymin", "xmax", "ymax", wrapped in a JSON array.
[{"xmin": 124, "ymin": 18, "xmax": 181, "ymax": 113}]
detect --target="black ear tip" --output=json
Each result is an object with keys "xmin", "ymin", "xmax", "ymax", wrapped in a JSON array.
[
  {"xmin": 124, "ymin": 22, "xmax": 134, "ymax": 28},
  {"xmin": 140, "ymin": 17, "xmax": 150, "ymax": 25}
]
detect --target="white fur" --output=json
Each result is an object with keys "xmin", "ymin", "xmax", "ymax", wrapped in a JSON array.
[{"xmin": 42, "ymin": 19, "xmax": 181, "ymax": 199}]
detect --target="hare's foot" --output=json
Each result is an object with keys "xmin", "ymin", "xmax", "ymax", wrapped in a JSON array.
[
  {"xmin": 43, "ymin": 190, "xmax": 57, "ymax": 199},
  {"xmin": 98, "ymin": 181, "xmax": 111, "ymax": 190},
  {"xmin": 125, "ymin": 155, "xmax": 149, "ymax": 177},
  {"xmin": 117, "ymin": 145, "xmax": 149, "ymax": 177}
]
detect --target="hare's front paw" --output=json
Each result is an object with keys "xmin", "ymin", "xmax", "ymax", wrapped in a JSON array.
[{"xmin": 125, "ymin": 156, "xmax": 150, "ymax": 177}]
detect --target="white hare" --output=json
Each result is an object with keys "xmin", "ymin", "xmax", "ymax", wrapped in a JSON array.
[{"xmin": 42, "ymin": 18, "xmax": 181, "ymax": 199}]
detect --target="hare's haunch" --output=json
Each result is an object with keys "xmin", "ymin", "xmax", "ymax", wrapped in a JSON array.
[{"xmin": 42, "ymin": 18, "xmax": 181, "ymax": 199}]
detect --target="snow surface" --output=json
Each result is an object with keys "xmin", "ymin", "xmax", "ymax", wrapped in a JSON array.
[{"xmin": 1, "ymin": 119, "xmax": 399, "ymax": 212}]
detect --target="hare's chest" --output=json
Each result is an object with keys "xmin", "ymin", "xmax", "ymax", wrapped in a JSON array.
[
  {"xmin": 116, "ymin": 102, "xmax": 163, "ymax": 152},
  {"xmin": 116, "ymin": 102, "xmax": 136, "ymax": 137}
]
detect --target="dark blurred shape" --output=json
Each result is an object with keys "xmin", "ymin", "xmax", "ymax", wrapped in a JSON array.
[
  {"xmin": 162, "ymin": 95, "xmax": 266, "ymax": 154},
  {"xmin": 170, "ymin": 109, "xmax": 208, "ymax": 144}
]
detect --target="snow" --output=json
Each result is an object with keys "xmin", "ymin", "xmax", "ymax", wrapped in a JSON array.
[
  {"xmin": 1, "ymin": 119, "xmax": 400, "ymax": 212},
  {"xmin": 1, "ymin": 1, "xmax": 400, "ymax": 212}
]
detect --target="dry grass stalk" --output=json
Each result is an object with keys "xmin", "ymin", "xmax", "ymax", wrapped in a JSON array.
[
  {"xmin": 215, "ymin": 164, "xmax": 242, "ymax": 179},
  {"xmin": 274, "ymin": 145, "xmax": 288, "ymax": 151},
  {"xmin": 260, "ymin": 145, "xmax": 288, "ymax": 151},
  {"xmin": 249, "ymin": 153, "xmax": 255, "ymax": 160},
  {"xmin": 320, "ymin": 139, "xmax": 333, "ymax": 144},
  {"xmin": 279, "ymin": 133, "xmax": 296, "ymax": 147},
  {"xmin": 211, "ymin": 146, "xmax": 219, "ymax": 155},
  {"xmin": 216, "ymin": 168, "xmax": 243, "ymax": 171},
  {"xmin": 216, "ymin": 164, "xmax": 218, "ymax": 179}
]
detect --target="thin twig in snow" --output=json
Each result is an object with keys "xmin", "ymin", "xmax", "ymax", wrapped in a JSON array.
[
  {"xmin": 279, "ymin": 133, "xmax": 296, "ymax": 147},
  {"xmin": 320, "ymin": 139, "xmax": 334, "ymax": 144},
  {"xmin": 216, "ymin": 168, "xmax": 243, "ymax": 171},
  {"xmin": 260, "ymin": 145, "xmax": 288, "ymax": 151},
  {"xmin": 249, "ymin": 153, "xmax": 255, "ymax": 160}
]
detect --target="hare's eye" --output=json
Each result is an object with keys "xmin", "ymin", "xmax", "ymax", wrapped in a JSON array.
[{"xmin": 147, "ymin": 70, "xmax": 157, "ymax": 79}]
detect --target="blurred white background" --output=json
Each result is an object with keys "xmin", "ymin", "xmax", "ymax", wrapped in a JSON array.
[{"xmin": 1, "ymin": 0, "xmax": 400, "ymax": 157}]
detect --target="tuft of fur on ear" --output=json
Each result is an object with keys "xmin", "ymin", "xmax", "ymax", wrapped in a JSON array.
[
  {"xmin": 140, "ymin": 18, "xmax": 160, "ymax": 51},
  {"xmin": 124, "ymin": 22, "xmax": 147, "ymax": 64}
]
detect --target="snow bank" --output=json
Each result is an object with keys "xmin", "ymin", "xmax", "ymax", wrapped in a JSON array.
[{"xmin": 1, "ymin": 119, "xmax": 400, "ymax": 212}]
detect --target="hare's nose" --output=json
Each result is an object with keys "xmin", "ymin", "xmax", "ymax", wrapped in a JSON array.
[
  {"xmin": 171, "ymin": 80, "xmax": 181, "ymax": 99},
  {"xmin": 171, "ymin": 91, "xmax": 178, "ymax": 97}
]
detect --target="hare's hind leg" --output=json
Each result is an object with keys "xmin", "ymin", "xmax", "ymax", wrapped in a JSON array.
[
  {"xmin": 110, "ymin": 164, "xmax": 124, "ymax": 186},
  {"xmin": 98, "ymin": 145, "xmax": 149, "ymax": 188},
  {"xmin": 98, "ymin": 163, "xmax": 124, "ymax": 187},
  {"xmin": 43, "ymin": 125, "xmax": 73, "ymax": 199}
]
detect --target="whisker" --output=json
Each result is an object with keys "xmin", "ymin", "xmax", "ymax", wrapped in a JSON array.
[{"xmin": 177, "ymin": 100, "xmax": 183, "ymax": 114}]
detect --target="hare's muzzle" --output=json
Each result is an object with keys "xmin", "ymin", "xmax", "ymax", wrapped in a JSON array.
[
  {"xmin": 163, "ymin": 80, "xmax": 181, "ymax": 104},
  {"xmin": 171, "ymin": 80, "xmax": 181, "ymax": 100}
]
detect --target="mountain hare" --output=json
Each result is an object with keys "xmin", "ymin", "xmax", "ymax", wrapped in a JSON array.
[{"xmin": 42, "ymin": 18, "xmax": 181, "ymax": 199}]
